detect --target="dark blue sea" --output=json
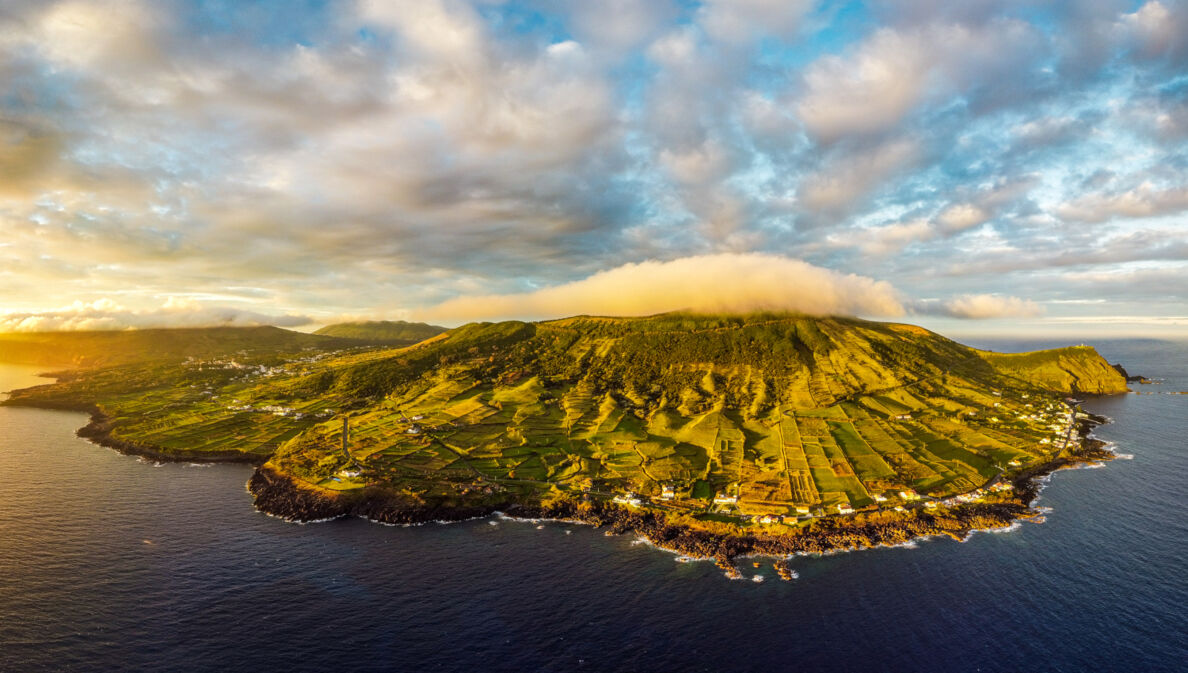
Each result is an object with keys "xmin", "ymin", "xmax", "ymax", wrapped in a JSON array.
[{"xmin": 1, "ymin": 339, "xmax": 1185, "ymax": 673}]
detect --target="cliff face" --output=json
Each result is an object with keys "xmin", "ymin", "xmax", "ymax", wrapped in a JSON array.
[
  {"xmin": 979, "ymin": 346, "xmax": 1129, "ymax": 395},
  {"xmin": 248, "ymin": 465, "xmax": 508, "ymax": 524},
  {"xmin": 247, "ymin": 444, "xmax": 1115, "ymax": 564}
]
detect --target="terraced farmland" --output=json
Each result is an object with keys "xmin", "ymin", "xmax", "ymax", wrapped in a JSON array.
[{"xmin": 4, "ymin": 314, "xmax": 1128, "ymax": 521}]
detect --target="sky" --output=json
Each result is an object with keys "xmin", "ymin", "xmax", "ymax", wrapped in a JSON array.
[{"xmin": 1, "ymin": 0, "xmax": 1186, "ymax": 338}]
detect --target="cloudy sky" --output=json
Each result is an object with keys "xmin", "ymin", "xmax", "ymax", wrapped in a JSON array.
[{"xmin": 1, "ymin": 0, "xmax": 1186, "ymax": 336}]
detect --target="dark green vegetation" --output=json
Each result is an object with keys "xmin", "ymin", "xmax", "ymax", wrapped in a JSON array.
[
  {"xmin": 3, "ymin": 314, "xmax": 1127, "ymax": 531},
  {"xmin": 0, "ymin": 326, "xmax": 355, "ymax": 368},
  {"xmin": 313, "ymin": 320, "xmax": 447, "ymax": 345}
]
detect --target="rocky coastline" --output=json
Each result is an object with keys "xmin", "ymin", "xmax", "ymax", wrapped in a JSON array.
[
  {"xmin": 2, "ymin": 396, "xmax": 265, "ymax": 464},
  {"xmin": 8, "ymin": 387, "xmax": 1121, "ymax": 575},
  {"xmin": 247, "ymin": 411, "xmax": 1118, "ymax": 575},
  {"xmin": 77, "ymin": 407, "xmax": 268, "ymax": 464}
]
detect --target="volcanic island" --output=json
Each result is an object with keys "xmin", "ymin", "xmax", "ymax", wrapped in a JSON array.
[{"xmin": 1, "ymin": 314, "xmax": 1129, "ymax": 579}]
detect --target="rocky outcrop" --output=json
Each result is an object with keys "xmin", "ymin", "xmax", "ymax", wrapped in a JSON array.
[{"xmin": 1111, "ymin": 363, "xmax": 1151, "ymax": 384}]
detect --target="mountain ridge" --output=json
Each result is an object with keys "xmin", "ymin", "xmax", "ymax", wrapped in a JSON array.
[
  {"xmin": 0, "ymin": 325, "xmax": 357, "ymax": 368},
  {"xmin": 313, "ymin": 320, "xmax": 448, "ymax": 345}
]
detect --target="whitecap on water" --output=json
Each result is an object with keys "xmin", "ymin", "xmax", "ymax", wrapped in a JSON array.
[{"xmin": 984, "ymin": 521, "xmax": 1023, "ymax": 535}]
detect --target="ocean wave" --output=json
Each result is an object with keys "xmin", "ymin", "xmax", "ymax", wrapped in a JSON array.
[
  {"xmin": 1113, "ymin": 453, "xmax": 1134, "ymax": 460},
  {"xmin": 363, "ymin": 514, "xmax": 491, "ymax": 528},
  {"xmin": 255, "ymin": 509, "xmax": 344, "ymax": 525},
  {"xmin": 977, "ymin": 521, "xmax": 1023, "ymax": 535},
  {"xmin": 495, "ymin": 512, "xmax": 547, "ymax": 524}
]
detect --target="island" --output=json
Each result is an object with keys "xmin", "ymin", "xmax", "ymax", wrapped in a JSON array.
[{"xmin": 1, "ymin": 313, "xmax": 1129, "ymax": 578}]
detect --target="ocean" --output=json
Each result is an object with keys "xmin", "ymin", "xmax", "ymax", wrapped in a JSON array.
[{"xmin": 0, "ymin": 339, "xmax": 1185, "ymax": 672}]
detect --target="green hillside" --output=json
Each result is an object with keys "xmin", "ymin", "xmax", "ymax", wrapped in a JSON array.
[
  {"xmin": 313, "ymin": 320, "xmax": 447, "ymax": 345},
  {"xmin": 0, "ymin": 326, "xmax": 359, "ymax": 368},
  {"xmin": 979, "ymin": 346, "xmax": 1130, "ymax": 395},
  {"xmin": 3, "ymin": 313, "xmax": 1127, "ymax": 517}
]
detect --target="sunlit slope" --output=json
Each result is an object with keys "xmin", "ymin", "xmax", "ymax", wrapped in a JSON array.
[
  {"xmin": 979, "ymin": 346, "xmax": 1129, "ymax": 395},
  {"xmin": 255, "ymin": 314, "xmax": 1125, "ymax": 506},
  {"xmin": 0, "ymin": 326, "xmax": 357, "ymax": 367},
  {"xmin": 3, "ymin": 314, "xmax": 1127, "ymax": 505},
  {"xmin": 319, "ymin": 315, "xmax": 984, "ymax": 405},
  {"xmin": 313, "ymin": 320, "xmax": 447, "ymax": 345}
]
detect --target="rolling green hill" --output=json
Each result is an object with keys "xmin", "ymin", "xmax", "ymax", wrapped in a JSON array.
[
  {"xmin": 979, "ymin": 346, "xmax": 1130, "ymax": 395},
  {"xmin": 0, "ymin": 326, "xmax": 359, "ymax": 368},
  {"xmin": 313, "ymin": 320, "xmax": 447, "ymax": 345},
  {"xmin": 3, "ymin": 313, "xmax": 1127, "ymax": 519}
]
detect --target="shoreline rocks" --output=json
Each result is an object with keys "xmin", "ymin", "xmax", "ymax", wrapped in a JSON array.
[
  {"xmin": 247, "ymin": 425, "xmax": 1113, "ymax": 570},
  {"xmin": 8, "ymin": 389, "xmax": 1121, "ymax": 573}
]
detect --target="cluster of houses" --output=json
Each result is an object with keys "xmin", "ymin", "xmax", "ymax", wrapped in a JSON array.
[
  {"xmin": 184, "ymin": 358, "xmax": 289, "ymax": 381},
  {"xmin": 334, "ymin": 467, "xmax": 362, "ymax": 480},
  {"xmin": 401, "ymin": 413, "xmax": 431, "ymax": 435},
  {"xmin": 604, "ymin": 468, "xmax": 1023, "ymax": 523},
  {"xmin": 223, "ymin": 402, "xmax": 336, "ymax": 421},
  {"xmin": 611, "ymin": 493, "xmax": 643, "ymax": 507}
]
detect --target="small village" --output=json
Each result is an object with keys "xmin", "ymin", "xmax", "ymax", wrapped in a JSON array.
[{"xmin": 313, "ymin": 380, "xmax": 1084, "ymax": 529}]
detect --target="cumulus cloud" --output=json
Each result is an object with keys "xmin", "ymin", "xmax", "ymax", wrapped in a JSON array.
[
  {"xmin": 0, "ymin": 298, "xmax": 311, "ymax": 332},
  {"xmin": 1056, "ymin": 183, "xmax": 1188, "ymax": 222},
  {"xmin": 925, "ymin": 294, "xmax": 1044, "ymax": 320},
  {"xmin": 695, "ymin": 0, "xmax": 814, "ymax": 45},
  {"xmin": 0, "ymin": 0, "xmax": 1185, "ymax": 334},
  {"xmin": 797, "ymin": 138, "xmax": 922, "ymax": 223},
  {"xmin": 420, "ymin": 254, "xmax": 906, "ymax": 322},
  {"xmin": 566, "ymin": 0, "xmax": 679, "ymax": 54},
  {"xmin": 795, "ymin": 19, "xmax": 1040, "ymax": 143}
]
